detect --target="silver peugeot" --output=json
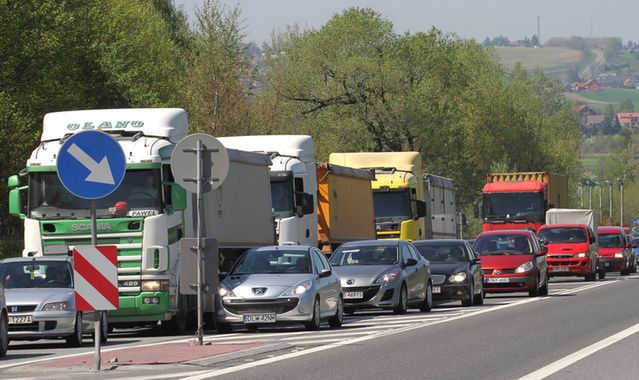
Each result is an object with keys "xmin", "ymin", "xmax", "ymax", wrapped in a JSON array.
[
  {"xmin": 215, "ymin": 245, "xmax": 343, "ymax": 333},
  {"xmin": 330, "ymin": 240, "xmax": 432, "ymax": 314},
  {"xmin": 0, "ymin": 256, "xmax": 107, "ymax": 347}
]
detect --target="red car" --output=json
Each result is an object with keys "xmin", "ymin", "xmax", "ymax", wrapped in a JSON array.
[
  {"xmin": 597, "ymin": 226, "xmax": 634, "ymax": 275},
  {"xmin": 473, "ymin": 230, "xmax": 548, "ymax": 297},
  {"xmin": 537, "ymin": 224, "xmax": 603, "ymax": 281}
]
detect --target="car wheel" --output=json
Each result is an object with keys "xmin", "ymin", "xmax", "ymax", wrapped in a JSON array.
[
  {"xmin": 528, "ymin": 275, "xmax": 540, "ymax": 297},
  {"xmin": 216, "ymin": 321, "xmax": 233, "ymax": 334},
  {"xmin": 305, "ymin": 297, "xmax": 321, "ymax": 331},
  {"xmin": 631, "ymin": 261, "xmax": 637, "ymax": 274},
  {"xmin": 328, "ymin": 296, "xmax": 344, "ymax": 328},
  {"xmin": 598, "ymin": 268, "xmax": 606, "ymax": 280},
  {"xmin": 66, "ymin": 312, "xmax": 83, "ymax": 347},
  {"xmin": 539, "ymin": 274, "xmax": 549, "ymax": 296},
  {"xmin": 0, "ymin": 311, "xmax": 8, "ymax": 357},
  {"xmin": 419, "ymin": 281, "xmax": 432, "ymax": 312},
  {"xmin": 585, "ymin": 272, "xmax": 596, "ymax": 281},
  {"xmin": 461, "ymin": 282, "xmax": 474, "ymax": 307},
  {"xmin": 621, "ymin": 267, "xmax": 630, "ymax": 276},
  {"xmin": 393, "ymin": 284, "xmax": 408, "ymax": 315},
  {"xmin": 473, "ymin": 282, "xmax": 484, "ymax": 305}
]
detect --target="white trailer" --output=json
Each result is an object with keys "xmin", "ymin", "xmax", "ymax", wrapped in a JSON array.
[{"xmin": 424, "ymin": 174, "xmax": 457, "ymax": 239}]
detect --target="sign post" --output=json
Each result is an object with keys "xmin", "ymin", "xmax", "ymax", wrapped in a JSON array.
[
  {"xmin": 57, "ymin": 130, "xmax": 125, "ymax": 370},
  {"xmin": 171, "ymin": 134, "xmax": 229, "ymax": 345}
]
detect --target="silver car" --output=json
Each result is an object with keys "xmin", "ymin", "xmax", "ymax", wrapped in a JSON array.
[
  {"xmin": 0, "ymin": 256, "xmax": 107, "ymax": 347},
  {"xmin": 0, "ymin": 281, "xmax": 7, "ymax": 357},
  {"xmin": 330, "ymin": 240, "xmax": 432, "ymax": 314},
  {"xmin": 215, "ymin": 245, "xmax": 343, "ymax": 333}
]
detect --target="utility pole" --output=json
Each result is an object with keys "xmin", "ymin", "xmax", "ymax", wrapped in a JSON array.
[
  {"xmin": 619, "ymin": 177, "xmax": 625, "ymax": 226},
  {"xmin": 588, "ymin": 181, "xmax": 593, "ymax": 210},
  {"xmin": 537, "ymin": 16, "xmax": 541, "ymax": 46},
  {"xmin": 598, "ymin": 182, "xmax": 603, "ymax": 223},
  {"xmin": 580, "ymin": 183, "xmax": 584, "ymax": 208}
]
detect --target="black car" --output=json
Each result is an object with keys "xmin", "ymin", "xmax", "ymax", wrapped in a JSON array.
[{"xmin": 412, "ymin": 239, "xmax": 484, "ymax": 306}]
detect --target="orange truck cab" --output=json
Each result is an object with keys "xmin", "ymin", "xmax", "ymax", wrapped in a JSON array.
[
  {"xmin": 597, "ymin": 226, "xmax": 636, "ymax": 275},
  {"xmin": 537, "ymin": 209, "xmax": 603, "ymax": 281}
]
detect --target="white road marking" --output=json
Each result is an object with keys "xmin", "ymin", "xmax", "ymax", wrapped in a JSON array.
[{"xmin": 519, "ymin": 322, "xmax": 639, "ymax": 380}]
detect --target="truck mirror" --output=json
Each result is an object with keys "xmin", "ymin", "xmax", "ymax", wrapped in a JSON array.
[
  {"xmin": 9, "ymin": 186, "xmax": 27, "ymax": 218},
  {"xmin": 415, "ymin": 200, "xmax": 427, "ymax": 218},
  {"xmin": 171, "ymin": 183, "xmax": 187, "ymax": 211},
  {"xmin": 7, "ymin": 174, "xmax": 19, "ymax": 189},
  {"xmin": 300, "ymin": 193, "xmax": 314, "ymax": 216}
]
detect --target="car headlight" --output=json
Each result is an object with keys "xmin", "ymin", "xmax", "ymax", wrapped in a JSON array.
[
  {"xmin": 515, "ymin": 261, "xmax": 534, "ymax": 273},
  {"xmin": 282, "ymin": 280, "xmax": 312, "ymax": 296},
  {"xmin": 574, "ymin": 253, "xmax": 588, "ymax": 258},
  {"xmin": 614, "ymin": 252, "xmax": 624, "ymax": 258},
  {"xmin": 218, "ymin": 284, "xmax": 237, "ymax": 298},
  {"xmin": 448, "ymin": 272, "xmax": 467, "ymax": 283},
  {"xmin": 374, "ymin": 270, "xmax": 399, "ymax": 284},
  {"xmin": 42, "ymin": 301, "xmax": 70, "ymax": 311}
]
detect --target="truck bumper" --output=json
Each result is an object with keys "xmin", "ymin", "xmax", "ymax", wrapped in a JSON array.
[{"xmin": 108, "ymin": 291, "xmax": 170, "ymax": 323}]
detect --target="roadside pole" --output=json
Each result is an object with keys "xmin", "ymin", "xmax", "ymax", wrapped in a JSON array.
[{"xmin": 90, "ymin": 200, "xmax": 101, "ymax": 370}]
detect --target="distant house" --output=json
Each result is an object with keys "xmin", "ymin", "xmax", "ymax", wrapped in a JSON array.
[
  {"xmin": 571, "ymin": 104, "xmax": 598, "ymax": 126},
  {"xmin": 571, "ymin": 80, "xmax": 600, "ymax": 93},
  {"xmin": 585, "ymin": 115, "xmax": 606, "ymax": 130},
  {"xmin": 595, "ymin": 75, "xmax": 636, "ymax": 88},
  {"xmin": 617, "ymin": 112, "xmax": 639, "ymax": 129}
]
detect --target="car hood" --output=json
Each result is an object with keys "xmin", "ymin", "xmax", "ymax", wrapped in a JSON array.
[
  {"xmin": 429, "ymin": 262, "xmax": 467, "ymax": 275},
  {"xmin": 222, "ymin": 273, "xmax": 316, "ymax": 299},
  {"xmin": 333, "ymin": 265, "xmax": 397, "ymax": 287},
  {"xmin": 478, "ymin": 254, "xmax": 534, "ymax": 270},
  {"xmin": 4, "ymin": 288, "xmax": 74, "ymax": 308},
  {"xmin": 546, "ymin": 242, "xmax": 589, "ymax": 255},
  {"xmin": 599, "ymin": 247, "xmax": 625, "ymax": 257}
]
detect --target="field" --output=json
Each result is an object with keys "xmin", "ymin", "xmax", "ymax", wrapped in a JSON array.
[
  {"xmin": 565, "ymin": 88, "xmax": 639, "ymax": 113},
  {"xmin": 495, "ymin": 47, "xmax": 583, "ymax": 69}
]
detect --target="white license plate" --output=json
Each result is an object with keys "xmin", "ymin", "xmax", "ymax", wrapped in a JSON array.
[
  {"xmin": 604, "ymin": 261, "xmax": 610, "ymax": 267},
  {"xmin": 486, "ymin": 277, "xmax": 510, "ymax": 283},
  {"xmin": 552, "ymin": 267, "xmax": 570, "ymax": 272},
  {"xmin": 432, "ymin": 286, "xmax": 441, "ymax": 294},
  {"xmin": 243, "ymin": 314, "xmax": 276, "ymax": 324},
  {"xmin": 343, "ymin": 291, "xmax": 364, "ymax": 299},
  {"xmin": 8, "ymin": 315, "xmax": 33, "ymax": 324}
]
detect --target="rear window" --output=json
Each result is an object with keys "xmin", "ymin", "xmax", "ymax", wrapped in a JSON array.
[
  {"xmin": 538, "ymin": 227, "xmax": 587, "ymax": 244},
  {"xmin": 599, "ymin": 234, "xmax": 624, "ymax": 248}
]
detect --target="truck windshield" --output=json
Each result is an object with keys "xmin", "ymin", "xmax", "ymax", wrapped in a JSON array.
[
  {"xmin": 270, "ymin": 177, "xmax": 295, "ymax": 218},
  {"xmin": 538, "ymin": 227, "xmax": 587, "ymax": 243},
  {"xmin": 28, "ymin": 169, "xmax": 162, "ymax": 219},
  {"xmin": 373, "ymin": 189, "xmax": 411, "ymax": 220},
  {"xmin": 482, "ymin": 192, "xmax": 544, "ymax": 223},
  {"xmin": 599, "ymin": 234, "xmax": 624, "ymax": 248}
]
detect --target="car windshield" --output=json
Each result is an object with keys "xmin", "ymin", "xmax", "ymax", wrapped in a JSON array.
[
  {"xmin": 330, "ymin": 245, "xmax": 398, "ymax": 266},
  {"xmin": 538, "ymin": 227, "xmax": 587, "ymax": 244},
  {"xmin": 0, "ymin": 261, "xmax": 72, "ymax": 289},
  {"xmin": 373, "ymin": 189, "xmax": 411, "ymax": 220},
  {"xmin": 473, "ymin": 234, "xmax": 533, "ymax": 255},
  {"xmin": 482, "ymin": 192, "xmax": 544, "ymax": 222},
  {"xmin": 599, "ymin": 234, "xmax": 624, "ymax": 248},
  {"xmin": 231, "ymin": 250, "xmax": 311, "ymax": 274},
  {"xmin": 28, "ymin": 169, "xmax": 162, "ymax": 219},
  {"xmin": 414, "ymin": 243, "xmax": 469, "ymax": 262}
]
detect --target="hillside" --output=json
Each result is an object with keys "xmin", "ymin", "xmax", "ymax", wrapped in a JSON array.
[
  {"xmin": 495, "ymin": 47, "xmax": 582, "ymax": 69},
  {"xmin": 565, "ymin": 88, "xmax": 639, "ymax": 112}
]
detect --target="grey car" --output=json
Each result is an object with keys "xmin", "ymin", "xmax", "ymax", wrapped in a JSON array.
[
  {"xmin": 215, "ymin": 245, "xmax": 343, "ymax": 333},
  {"xmin": 0, "ymin": 280, "xmax": 7, "ymax": 357},
  {"xmin": 329, "ymin": 240, "xmax": 432, "ymax": 314},
  {"xmin": 0, "ymin": 256, "xmax": 107, "ymax": 347}
]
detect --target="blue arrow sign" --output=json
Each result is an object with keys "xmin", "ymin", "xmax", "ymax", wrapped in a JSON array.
[{"xmin": 57, "ymin": 131, "xmax": 126, "ymax": 199}]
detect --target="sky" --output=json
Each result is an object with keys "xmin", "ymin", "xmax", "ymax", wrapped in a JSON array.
[{"xmin": 175, "ymin": 0, "xmax": 639, "ymax": 46}]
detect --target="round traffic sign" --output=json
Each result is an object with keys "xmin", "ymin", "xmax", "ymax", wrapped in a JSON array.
[
  {"xmin": 57, "ymin": 131, "xmax": 126, "ymax": 199},
  {"xmin": 171, "ymin": 134, "xmax": 230, "ymax": 193}
]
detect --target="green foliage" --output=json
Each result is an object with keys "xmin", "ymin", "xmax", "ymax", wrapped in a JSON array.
[{"xmin": 619, "ymin": 96, "xmax": 635, "ymax": 112}]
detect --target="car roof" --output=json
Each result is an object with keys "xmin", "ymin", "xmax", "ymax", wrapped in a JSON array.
[
  {"xmin": 539, "ymin": 224, "xmax": 588, "ymax": 229},
  {"xmin": 598, "ymin": 226, "xmax": 624, "ymax": 234},
  {"xmin": 340, "ymin": 240, "xmax": 401, "ymax": 247},
  {"xmin": 413, "ymin": 239, "xmax": 466, "ymax": 245},
  {"xmin": 0, "ymin": 256, "xmax": 72, "ymax": 264},
  {"xmin": 251, "ymin": 245, "xmax": 312, "ymax": 252},
  {"xmin": 477, "ymin": 230, "xmax": 534, "ymax": 237}
]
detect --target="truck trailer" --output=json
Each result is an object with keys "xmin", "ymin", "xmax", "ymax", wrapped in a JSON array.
[
  {"xmin": 481, "ymin": 172, "xmax": 568, "ymax": 232},
  {"xmin": 7, "ymin": 108, "xmax": 275, "ymax": 332}
]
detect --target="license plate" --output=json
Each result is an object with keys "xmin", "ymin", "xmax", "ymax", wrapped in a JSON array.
[
  {"xmin": 8, "ymin": 315, "xmax": 33, "ymax": 324},
  {"xmin": 343, "ymin": 291, "xmax": 364, "ymax": 299},
  {"xmin": 486, "ymin": 277, "xmax": 510, "ymax": 283},
  {"xmin": 604, "ymin": 262, "xmax": 610, "ymax": 267},
  {"xmin": 243, "ymin": 314, "xmax": 276, "ymax": 324},
  {"xmin": 432, "ymin": 286, "xmax": 441, "ymax": 294},
  {"xmin": 552, "ymin": 267, "xmax": 570, "ymax": 272}
]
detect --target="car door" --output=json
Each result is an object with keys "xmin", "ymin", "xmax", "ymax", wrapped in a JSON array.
[
  {"xmin": 311, "ymin": 249, "xmax": 332, "ymax": 315},
  {"xmin": 408, "ymin": 244, "xmax": 427, "ymax": 300},
  {"xmin": 587, "ymin": 227, "xmax": 598, "ymax": 272},
  {"xmin": 400, "ymin": 243, "xmax": 419, "ymax": 301},
  {"xmin": 465, "ymin": 242, "xmax": 482, "ymax": 293},
  {"xmin": 317, "ymin": 250, "xmax": 340, "ymax": 312},
  {"xmin": 531, "ymin": 234, "xmax": 548, "ymax": 284}
]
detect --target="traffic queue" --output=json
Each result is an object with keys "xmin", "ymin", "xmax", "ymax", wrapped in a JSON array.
[{"xmin": 0, "ymin": 108, "xmax": 636, "ymax": 357}]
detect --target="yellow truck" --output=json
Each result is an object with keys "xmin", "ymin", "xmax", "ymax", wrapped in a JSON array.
[
  {"xmin": 329, "ymin": 152, "xmax": 429, "ymax": 240},
  {"xmin": 316, "ymin": 163, "xmax": 376, "ymax": 253}
]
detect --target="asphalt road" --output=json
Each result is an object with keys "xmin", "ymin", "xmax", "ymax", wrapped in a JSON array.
[{"xmin": 1, "ymin": 274, "xmax": 638, "ymax": 379}]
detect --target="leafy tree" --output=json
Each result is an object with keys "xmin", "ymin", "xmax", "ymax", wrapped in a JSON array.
[{"xmin": 619, "ymin": 96, "xmax": 635, "ymax": 112}]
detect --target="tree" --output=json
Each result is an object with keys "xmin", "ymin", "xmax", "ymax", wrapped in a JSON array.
[
  {"xmin": 531, "ymin": 34, "xmax": 539, "ymax": 47},
  {"xmin": 619, "ymin": 96, "xmax": 635, "ymax": 112}
]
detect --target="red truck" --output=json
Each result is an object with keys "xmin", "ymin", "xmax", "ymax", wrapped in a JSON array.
[
  {"xmin": 481, "ymin": 172, "xmax": 568, "ymax": 232},
  {"xmin": 597, "ymin": 226, "xmax": 636, "ymax": 275},
  {"xmin": 537, "ymin": 209, "xmax": 604, "ymax": 281}
]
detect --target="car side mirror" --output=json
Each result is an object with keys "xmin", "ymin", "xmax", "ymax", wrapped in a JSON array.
[
  {"xmin": 590, "ymin": 235, "xmax": 596, "ymax": 244},
  {"xmin": 472, "ymin": 258, "xmax": 482, "ymax": 265},
  {"xmin": 415, "ymin": 200, "xmax": 427, "ymax": 219},
  {"xmin": 218, "ymin": 272, "xmax": 228, "ymax": 282},
  {"xmin": 405, "ymin": 258, "xmax": 418, "ymax": 267},
  {"xmin": 318, "ymin": 269, "xmax": 332, "ymax": 278},
  {"xmin": 537, "ymin": 245, "xmax": 548, "ymax": 256}
]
